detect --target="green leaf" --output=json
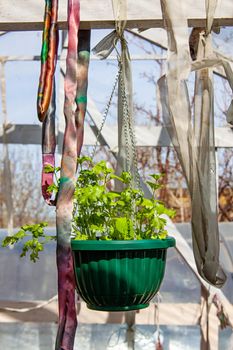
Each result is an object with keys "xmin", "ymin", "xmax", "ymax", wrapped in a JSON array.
[
  {"xmin": 1, "ymin": 228, "xmax": 27, "ymax": 247},
  {"xmin": 121, "ymin": 172, "xmax": 131, "ymax": 184},
  {"xmin": 43, "ymin": 164, "xmax": 55, "ymax": 173},
  {"xmin": 150, "ymin": 174, "xmax": 163, "ymax": 181},
  {"xmin": 114, "ymin": 217, "xmax": 134, "ymax": 239},
  {"xmin": 115, "ymin": 200, "xmax": 125, "ymax": 207},
  {"xmin": 74, "ymin": 231, "xmax": 89, "ymax": 240},
  {"xmin": 2, "ymin": 236, "xmax": 17, "ymax": 247},
  {"xmin": 46, "ymin": 183, "xmax": 59, "ymax": 194},
  {"xmin": 89, "ymin": 224, "xmax": 105, "ymax": 235},
  {"xmin": 107, "ymin": 192, "xmax": 120, "ymax": 199},
  {"xmin": 21, "ymin": 225, "xmax": 31, "ymax": 231},
  {"xmin": 1, "ymin": 158, "xmax": 175, "ymax": 252},
  {"xmin": 77, "ymin": 156, "xmax": 93, "ymax": 165},
  {"xmin": 141, "ymin": 198, "xmax": 154, "ymax": 208},
  {"xmin": 158, "ymin": 230, "xmax": 167, "ymax": 239},
  {"xmin": 92, "ymin": 161, "xmax": 109, "ymax": 176},
  {"xmin": 15, "ymin": 229, "xmax": 26, "ymax": 238},
  {"xmin": 19, "ymin": 239, "xmax": 45, "ymax": 262},
  {"xmin": 109, "ymin": 174, "xmax": 124, "ymax": 182},
  {"xmin": 146, "ymin": 181, "xmax": 161, "ymax": 191}
]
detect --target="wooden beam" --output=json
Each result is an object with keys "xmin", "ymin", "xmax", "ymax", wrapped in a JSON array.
[
  {"xmin": 0, "ymin": 299, "xmax": 220, "ymax": 350},
  {"xmin": 0, "ymin": 124, "xmax": 42, "ymax": 145},
  {"xmin": 167, "ymin": 219, "xmax": 233, "ymax": 331},
  {"xmin": 0, "ymin": 300, "xmax": 206, "ymax": 325},
  {"xmin": 0, "ymin": 54, "xmax": 167, "ymax": 62},
  {"xmin": 128, "ymin": 29, "xmax": 233, "ymax": 81},
  {"xmin": 0, "ymin": 0, "xmax": 233, "ymax": 31},
  {"xmin": 1, "ymin": 123, "xmax": 233, "ymax": 148}
]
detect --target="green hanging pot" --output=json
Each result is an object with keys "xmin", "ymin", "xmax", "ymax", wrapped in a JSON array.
[{"xmin": 71, "ymin": 237, "xmax": 175, "ymax": 311}]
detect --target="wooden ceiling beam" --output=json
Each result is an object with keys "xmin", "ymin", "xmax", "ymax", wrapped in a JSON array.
[{"xmin": 0, "ymin": 0, "xmax": 233, "ymax": 31}]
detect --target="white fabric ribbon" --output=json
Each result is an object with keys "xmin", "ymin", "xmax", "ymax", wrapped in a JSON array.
[
  {"xmin": 93, "ymin": 0, "xmax": 139, "ymax": 189},
  {"xmin": 159, "ymin": 0, "xmax": 228, "ymax": 287}
]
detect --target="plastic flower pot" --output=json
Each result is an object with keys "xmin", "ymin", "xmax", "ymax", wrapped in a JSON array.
[{"xmin": 71, "ymin": 237, "xmax": 175, "ymax": 311}]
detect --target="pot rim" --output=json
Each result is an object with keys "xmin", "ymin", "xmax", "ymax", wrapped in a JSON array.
[{"xmin": 71, "ymin": 236, "xmax": 175, "ymax": 251}]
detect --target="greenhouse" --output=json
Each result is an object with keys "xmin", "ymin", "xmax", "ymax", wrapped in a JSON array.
[{"xmin": 0, "ymin": 0, "xmax": 233, "ymax": 349}]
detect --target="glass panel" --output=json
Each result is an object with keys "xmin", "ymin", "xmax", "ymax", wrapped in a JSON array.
[
  {"xmin": 0, "ymin": 228, "xmax": 201, "ymax": 303},
  {"xmin": 0, "ymin": 323, "xmax": 200, "ymax": 350},
  {"xmin": 219, "ymin": 328, "xmax": 233, "ymax": 350},
  {"xmin": 160, "ymin": 248, "xmax": 201, "ymax": 303},
  {"xmin": 0, "ymin": 229, "xmax": 57, "ymax": 300}
]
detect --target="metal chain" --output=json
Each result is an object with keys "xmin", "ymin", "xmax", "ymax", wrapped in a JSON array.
[
  {"xmin": 118, "ymin": 62, "xmax": 131, "ymax": 174},
  {"xmin": 118, "ymin": 56, "xmax": 141, "ymax": 236},
  {"xmin": 154, "ymin": 293, "xmax": 163, "ymax": 348},
  {"xmin": 73, "ymin": 68, "xmax": 121, "ymax": 219},
  {"xmin": 91, "ymin": 67, "xmax": 122, "ymax": 159},
  {"xmin": 90, "ymin": 41, "xmax": 140, "ymax": 190},
  {"xmin": 118, "ymin": 60, "xmax": 140, "ymax": 189}
]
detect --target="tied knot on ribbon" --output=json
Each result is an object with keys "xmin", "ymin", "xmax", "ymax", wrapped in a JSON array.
[
  {"xmin": 92, "ymin": 28, "xmax": 129, "ymax": 63},
  {"xmin": 92, "ymin": 0, "xmax": 128, "ymax": 61},
  {"xmin": 212, "ymin": 294, "xmax": 232, "ymax": 329}
]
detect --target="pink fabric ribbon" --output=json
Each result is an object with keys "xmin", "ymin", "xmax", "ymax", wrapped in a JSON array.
[
  {"xmin": 38, "ymin": 1, "xmax": 90, "ymax": 348},
  {"xmin": 41, "ymin": 153, "xmax": 55, "ymax": 204},
  {"xmin": 56, "ymin": 1, "xmax": 91, "ymax": 349}
]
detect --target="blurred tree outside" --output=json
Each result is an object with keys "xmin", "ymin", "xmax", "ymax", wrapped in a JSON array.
[{"xmin": 0, "ymin": 29, "xmax": 233, "ymax": 228}]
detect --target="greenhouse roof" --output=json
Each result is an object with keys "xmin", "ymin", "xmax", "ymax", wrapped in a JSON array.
[{"xmin": 0, "ymin": 0, "xmax": 233, "ymax": 31}]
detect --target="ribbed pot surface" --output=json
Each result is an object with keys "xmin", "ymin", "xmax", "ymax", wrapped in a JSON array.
[{"xmin": 71, "ymin": 238, "xmax": 175, "ymax": 311}]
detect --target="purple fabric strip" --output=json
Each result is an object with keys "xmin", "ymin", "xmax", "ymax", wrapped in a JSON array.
[
  {"xmin": 41, "ymin": 79, "xmax": 57, "ymax": 205},
  {"xmin": 55, "ymin": 1, "xmax": 82, "ymax": 349}
]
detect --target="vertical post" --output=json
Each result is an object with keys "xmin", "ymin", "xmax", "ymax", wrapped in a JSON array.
[
  {"xmin": 209, "ymin": 302, "xmax": 219, "ymax": 350},
  {"xmin": 0, "ymin": 61, "xmax": 13, "ymax": 234},
  {"xmin": 200, "ymin": 286, "xmax": 219, "ymax": 350},
  {"xmin": 125, "ymin": 311, "xmax": 136, "ymax": 350},
  {"xmin": 215, "ymin": 147, "xmax": 219, "ymax": 208},
  {"xmin": 200, "ymin": 285, "xmax": 209, "ymax": 350},
  {"xmin": 58, "ymin": 30, "xmax": 67, "ymax": 158}
]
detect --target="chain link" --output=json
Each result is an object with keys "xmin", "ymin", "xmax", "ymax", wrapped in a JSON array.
[
  {"xmin": 90, "ymin": 46, "xmax": 140, "ymax": 190},
  {"xmin": 91, "ymin": 55, "xmax": 140, "ymax": 190},
  {"xmin": 118, "ymin": 60, "xmax": 140, "ymax": 189},
  {"xmin": 118, "ymin": 56, "xmax": 141, "ymax": 236},
  {"xmin": 73, "ymin": 68, "xmax": 121, "ymax": 220},
  {"xmin": 89, "ymin": 41, "xmax": 141, "ymax": 236},
  {"xmin": 91, "ymin": 67, "xmax": 122, "ymax": 159}
]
